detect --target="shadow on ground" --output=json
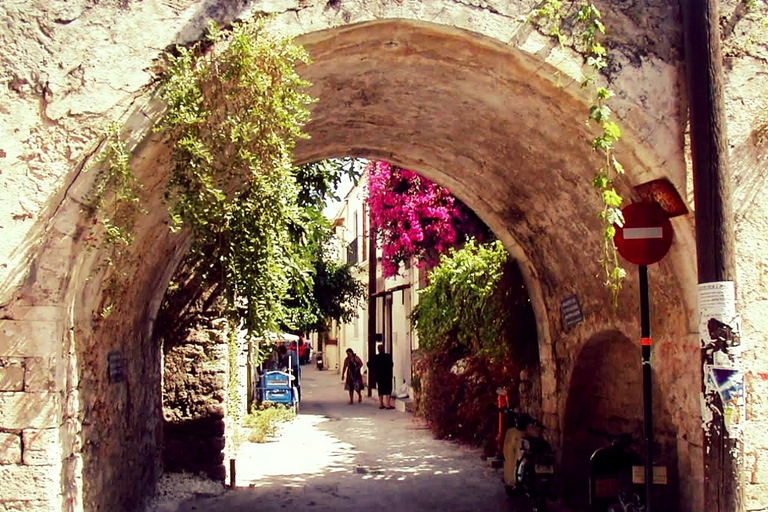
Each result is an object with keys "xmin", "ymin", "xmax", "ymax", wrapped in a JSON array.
[{"xmin": 170, "ymin": 367, "xmax": 577, "ymax": 512}]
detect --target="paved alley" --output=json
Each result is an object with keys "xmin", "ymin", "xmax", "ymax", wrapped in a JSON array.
[{"xmin": 164, "ymin": 365, "xmax": 575, "ymax": 512}]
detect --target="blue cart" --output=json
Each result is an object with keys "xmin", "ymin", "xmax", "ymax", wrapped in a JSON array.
[{"xmin": 259, "ymin": 370, "xmax": 299, "ymax": 413}]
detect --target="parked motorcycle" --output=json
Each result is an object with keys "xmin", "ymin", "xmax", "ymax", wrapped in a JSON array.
[
  {"xmin": 500, "ymin": 406, "xmax": 555, "ymax": 512},
  {"xmin": 589, "ymin": 431, "xmax": 667, "ymax": 512}
]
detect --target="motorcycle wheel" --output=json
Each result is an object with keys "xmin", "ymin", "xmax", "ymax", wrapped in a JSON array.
[
  {"xmin": 530, "ymin": 496, "xmax": 547, "ymax": 512},
  {"xmin": 607, "ymin": 503, "xmax": 625, "ymax": 512},
  {"xmin": 505, "ymin": 489, "xmax": 544, "ymax": 512}
]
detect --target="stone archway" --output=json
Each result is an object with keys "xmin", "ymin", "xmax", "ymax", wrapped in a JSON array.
[
  {"xmin": 561, "ymin": 330, "xmax": 680, "ymax": 510},
  {"xmin": 0, "ymin": 4, "xmax": 706, "ymax": 512}
]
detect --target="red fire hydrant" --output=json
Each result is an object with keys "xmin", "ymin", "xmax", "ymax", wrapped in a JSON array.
[{"xmin": 496, "ymin": 388, "xmax": 509, "ymax": 459}]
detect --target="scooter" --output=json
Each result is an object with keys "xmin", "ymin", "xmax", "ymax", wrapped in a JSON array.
[{"xmin": 500, "ymin": 406, "xmax": 556, "ymax": 512}]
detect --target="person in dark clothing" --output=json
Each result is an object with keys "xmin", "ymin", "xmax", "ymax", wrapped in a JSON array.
[
  {"xmin": 341, "ymin": 348, "xmax": 364, "ymax": 404},
  {"xmin": 368, "ymin": 344, "xmax": 394, "ymax": 409}
]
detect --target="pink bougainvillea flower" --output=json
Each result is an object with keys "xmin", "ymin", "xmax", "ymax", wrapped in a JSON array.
[{"xmin": 365, "ymin": 161, "xmax": 488, "ymax": 277}]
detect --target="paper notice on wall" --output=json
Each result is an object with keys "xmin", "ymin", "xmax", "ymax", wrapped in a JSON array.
[
  {"xmin": 699, "ymin": 281, "xmax": 743, "ymax": 437},
  {"xmin": 698, "ymin": 281, "xmax": 740, "ymax": 368},
  {"xmin": 705, "ymin": 365, "xmax": 744, "ymax": 435},
  {"xmin": 699, "ymin": 281, "xmax": 736, "ymax": 317}
]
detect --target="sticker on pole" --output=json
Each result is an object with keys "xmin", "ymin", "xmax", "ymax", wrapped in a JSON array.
[{"xmin": 614, "ymin": 202, "xmax": 673, "ymax": 266}]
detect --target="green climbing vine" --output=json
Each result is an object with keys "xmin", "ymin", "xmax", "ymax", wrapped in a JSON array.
[
  {"xmin": 86, "ymin": 123, "xmax": 146, "ymax": 316},
  {"xmin": 530, "ymin": 1, "xmax": 627, "ymax": 300},
  {"xmin": 88, "ymin": 17, "xmax": 364, "ymax": 342},
  {"xmin": 157, "ymin": 17, "xmax": 315, "ymax": 338},
  {"xmin": 411, "ymin": 239, "xmax": 517, "ymax": 360},
  {"xmin": 227, "ymin": 323, "xmax": 241, "ymax": 424},
  {"xmin": 89, "ymin": 124, "xmax": 145, "ymax": 254}
]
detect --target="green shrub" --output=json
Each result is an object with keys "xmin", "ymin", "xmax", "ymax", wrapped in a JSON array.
[
  {"xmin": 411, "ymin": 239, "xmax": 509, "ymax": 358},
  {"xmin": 243, "ymin": 404, "xmax": 296, "ymax": 443}
]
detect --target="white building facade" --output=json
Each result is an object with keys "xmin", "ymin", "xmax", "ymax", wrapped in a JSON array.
[{"xmin": 325, "ymin": 171, "xmax": 423, "ymax": 399}]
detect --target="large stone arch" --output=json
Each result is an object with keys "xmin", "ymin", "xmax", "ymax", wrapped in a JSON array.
[
  {"xmin": 288, "ymin": 19, "xmax": 699, "ymax": 511},
  {"xmin": 6, "ymin": 1, "xmax": 758, "ymax": 511}
]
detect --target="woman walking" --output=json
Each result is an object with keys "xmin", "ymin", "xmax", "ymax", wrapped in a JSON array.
[{"xmin": 341, "ymin": 348, "xmax": 364, "ymax": 404}]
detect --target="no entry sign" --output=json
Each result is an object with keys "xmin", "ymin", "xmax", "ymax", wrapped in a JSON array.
[{"xmin": 614, "ymin": 201, "xmax": 673, "ymax": 266}]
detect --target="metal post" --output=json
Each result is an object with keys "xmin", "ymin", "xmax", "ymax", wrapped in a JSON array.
[
  {"xmin": 229, "ymin": 458, "xmax": 236, "ymax": 488},
  {"xmin": 367, "ymin": 214, "xmax": 377, "ymax": 398},
  {"xmin": 639, "ymin": 265, "xmax": 653, "ymax": 511}
]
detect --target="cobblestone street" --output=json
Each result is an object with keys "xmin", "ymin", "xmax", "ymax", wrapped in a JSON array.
[{"xmin": 163, "ymin": 366, "xmax": 575, "ymax": 512}]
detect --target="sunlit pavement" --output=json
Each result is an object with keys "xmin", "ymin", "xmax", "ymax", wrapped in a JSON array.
[{"xmin": 174, "ymin": 366, "xmax": 578, "ymax": 512}]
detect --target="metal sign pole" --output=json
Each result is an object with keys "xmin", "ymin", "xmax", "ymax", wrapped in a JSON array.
[{"xmin": 639, "ymin": 264, "xmax": 653, "ymax": 511}]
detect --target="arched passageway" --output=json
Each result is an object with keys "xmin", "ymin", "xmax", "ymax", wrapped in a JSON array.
[
  {"xmin": 0, "ymin": 5, "xmax": 711, "ymax": 512},
  {"xmin": 66, "ymin": 19, "xmax": 696, "ymax": 510},
  {"xmin": 561, "ymin": 330, "xmax": 680, "ymax": 510}
]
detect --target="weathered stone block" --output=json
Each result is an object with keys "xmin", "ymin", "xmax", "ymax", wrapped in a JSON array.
[
  {"xmin": 0, "ymin": 432, "xmax": 22, "ymax": 464},
  {"xmin": 22, "ymin": 428, "xmax": 61, "ymax": 466},
  {"xmin": 0, "ymin": 465, "xmax": 58, "ymax": 501},
  {"xmin": 0, "ymin": 500, "xmax": 60, "ymax": 512},
  {"xmin": 0, "ymin": 306, "xmax": 66, "ymax": 323},
  {"xmin": 0, "ymin": 358, "xmax": 24, "ymax": 391},
  {"xmin": 61, "ymin": 418, "xmax": 81, "ymax": 457},
  {"xmin": 24, "ymin": 357, "xmax": 55, "ymax": 392},
  {"xmin": 0, "ymin": 321, "xmax": 61, "ymax": 357},
  {"xmin": 0, "ymin": 392, "xmax": 58, "ymax": 429}
]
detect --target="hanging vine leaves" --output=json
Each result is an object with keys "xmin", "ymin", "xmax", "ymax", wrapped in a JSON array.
[
  {"xmin": 530, "ymin": 1, "xmax": 627, "ymax": 301},
  {"xmin": 157, "ymin": 18, "xmax": 315, "ymax": 338}
]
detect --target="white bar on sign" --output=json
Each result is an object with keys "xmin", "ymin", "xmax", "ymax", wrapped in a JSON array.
[{"xmin": 624, "ymin": 227, "xmax": 663, "ymax": 239}]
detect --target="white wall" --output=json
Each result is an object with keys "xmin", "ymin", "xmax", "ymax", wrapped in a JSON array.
[{"xmin": 331, "ymin": 174, "xmax": 371, "ymax": 370}]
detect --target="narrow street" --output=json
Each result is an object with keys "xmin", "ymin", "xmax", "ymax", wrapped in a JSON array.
[{"xmin": 165, "ymin": 365, "xmax": 574, "ymax": 512}]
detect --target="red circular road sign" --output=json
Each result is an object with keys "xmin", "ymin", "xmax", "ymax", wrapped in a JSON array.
[{"xmin": 614, "ymin": 201, "xmax": 673, "ymax": 266}]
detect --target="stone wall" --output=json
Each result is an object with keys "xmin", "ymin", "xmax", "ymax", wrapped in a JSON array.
[
  {"xmin": 76, "ymin": 304, "xmax": 164, "ymax": 512},
  {"xmin": 162, "ymin": 318, "xmax": 228, "ymax": 481},
  {"xmin": 0, "ymin": 355, "xmax": 60, "ymax": 511}
]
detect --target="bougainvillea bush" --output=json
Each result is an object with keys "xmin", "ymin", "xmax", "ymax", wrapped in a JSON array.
[
  {"xmin": 409, "ymin": 240, "xmax": 540, "ymax": 454},
  {"xmin": 365, "ymin": 161, "xmax": 489, "ymax": 277},
  {"xmin": 412, "ymin": 351, "xmax": 521, "ymax": 455}
]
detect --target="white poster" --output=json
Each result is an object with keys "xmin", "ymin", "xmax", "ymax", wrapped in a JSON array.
[
  {"xmin": 699, "ymin": 281, "xmax": 743, "ymax": 436},
  {"xmin": 698, "ymin": 281, "xmax": 740, "ymax": 367}
]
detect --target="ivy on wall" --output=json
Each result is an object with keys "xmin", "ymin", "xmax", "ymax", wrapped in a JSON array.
[
  {"xmin": 411, "ymin": 239, "xmax": 510, "ymax": 359},
  {"xmin": 529, "ymin": 1, "xmax": 627, "ymax": 300},
  {"xmin": 87, "ymin": 124, "xmax": 147, "ymax": 317},
  {"xmin": 92, "ymin": 17, "xmax": 366, "ymax": 358}
]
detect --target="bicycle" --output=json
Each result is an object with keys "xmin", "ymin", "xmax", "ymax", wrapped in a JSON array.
[
  {"xmin": 589, "ymin": 430, "xmax": 666, "ymax": 512},
  {"xmin": 607, "ymin": 488, "xmax": 644, "ymax": 512},
  {"xmin": 588, "ymin": 430, "xmax": 642, "ymax": 512}
]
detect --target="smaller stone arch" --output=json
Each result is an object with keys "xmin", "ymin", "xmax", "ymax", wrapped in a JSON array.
[{"xmin": 561, "ymin": 329, "xmax": 679, "ymax": 510}]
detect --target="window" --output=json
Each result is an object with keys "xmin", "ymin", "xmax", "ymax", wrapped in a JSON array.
[{"xmin": 346, "ymin": 239, "xmax": 359, "ymax": 264}]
